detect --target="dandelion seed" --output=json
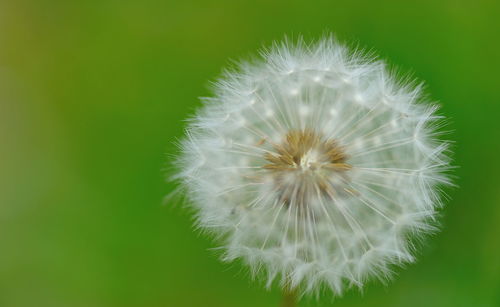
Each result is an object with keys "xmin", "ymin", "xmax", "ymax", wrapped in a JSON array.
[{"xmin": 173, "ymin": 36, "xmax": 452, "ymax": 297}]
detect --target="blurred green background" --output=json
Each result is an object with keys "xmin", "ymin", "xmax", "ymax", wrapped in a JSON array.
[{"xmin": 0, "ymin": 0, "xmax": 499, "ymax": 306}]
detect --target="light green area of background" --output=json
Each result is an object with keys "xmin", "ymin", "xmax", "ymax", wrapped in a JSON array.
[{"xmin": 0, "ymin": 0, "xmax": 499, "ymax": 306}]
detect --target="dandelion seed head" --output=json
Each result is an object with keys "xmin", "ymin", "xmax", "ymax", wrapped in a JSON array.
[{"xmin": 174, "ymin": 36, "xmax": 452, "ymax": 296}]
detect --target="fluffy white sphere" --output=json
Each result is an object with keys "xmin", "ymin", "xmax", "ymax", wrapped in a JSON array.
[{"xmin": 174, "ymin": 37, "xmax": 451, "ymax": 296}]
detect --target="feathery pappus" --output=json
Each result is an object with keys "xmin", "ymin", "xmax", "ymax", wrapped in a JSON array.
[{"xmin": 173, "ymin": 36, "xmax": 452, "ymax": 296}]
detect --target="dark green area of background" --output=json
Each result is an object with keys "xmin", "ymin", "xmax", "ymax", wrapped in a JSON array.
[{"xmin": 0, "ymin": 0, "xmax": 499, "ymax": 306}]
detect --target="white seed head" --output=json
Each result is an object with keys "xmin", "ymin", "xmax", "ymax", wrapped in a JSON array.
[{"xmin": 173, "ymin": 37, "xmax": 452, "ymax": 296}]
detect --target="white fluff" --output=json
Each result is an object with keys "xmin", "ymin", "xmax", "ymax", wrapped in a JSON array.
[{"xmin": 173, "ymin": 37, "xmax": 452, "ymax": 296}]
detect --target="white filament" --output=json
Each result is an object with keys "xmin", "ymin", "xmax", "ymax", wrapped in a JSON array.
[{"xmin": 174, "ymin": 37, "xmax": 452, "ymax": 296}]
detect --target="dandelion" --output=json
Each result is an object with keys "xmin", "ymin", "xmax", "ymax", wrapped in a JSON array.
[{"xmin": 173, "ymin": 37, "xmax": 452, "ymax": 300}]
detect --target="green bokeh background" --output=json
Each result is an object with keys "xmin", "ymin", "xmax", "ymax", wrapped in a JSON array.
[{"xmin": 1, "ymin": 1, "xmax": 499, "ymax": 306}]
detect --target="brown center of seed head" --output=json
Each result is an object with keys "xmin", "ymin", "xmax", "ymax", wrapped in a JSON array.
[{"xmin": 262, "ymin": 129, "xmax": 351, "ymax": 206}]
